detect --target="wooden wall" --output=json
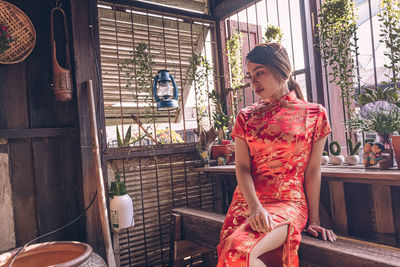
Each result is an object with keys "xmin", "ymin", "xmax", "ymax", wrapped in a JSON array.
[{"xmin": 0, "ymin": 0, "xmax": 102, "ymax": 255}]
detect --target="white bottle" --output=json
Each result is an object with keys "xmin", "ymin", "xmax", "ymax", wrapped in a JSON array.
[{"xmin": 110, "ymin": 174, "xmax": 134, "ymax": 231}]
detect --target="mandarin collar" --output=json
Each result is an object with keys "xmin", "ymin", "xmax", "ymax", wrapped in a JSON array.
[{"xmin": 260, "ymin": 90, "xmax": 297, "ymax": 106}]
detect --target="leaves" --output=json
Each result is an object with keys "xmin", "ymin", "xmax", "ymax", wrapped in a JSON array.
[
  {"xmin": 378, "ymin": 0, "xmax": 400, "ymax": 91},
  {"xmin": 316, "ymin": 0, "xmax": 358, "ymax": 122},
  {"xmin": 226, "ymin": 30, "xmax": 245, "ymax": 120},
  {"xmin": 188, "ymin": 53, "xmax": 213, "ymax": 129},
  {"xmin": 263, "ymin": 24, "xmax": 283, "ymax": 43}
]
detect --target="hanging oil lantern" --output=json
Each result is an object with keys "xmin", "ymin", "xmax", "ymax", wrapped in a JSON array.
[{"xmin": 152, "ymin": 70, "xmax": 179, "ymax": 111}]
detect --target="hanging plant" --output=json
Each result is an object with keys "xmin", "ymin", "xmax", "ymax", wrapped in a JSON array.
[
  {"xmin": 317, "ymin": 0, "xmax": 358, "ymax": 122},
  {"xmin": 187, "ymin": 53, "xmax": 213, "ymax": 130},
  {"xmin": 263, "ymin": 24, "xmax": 283, "ymax": 43},
  {"xmin": 122, "ymin": 43, "xmax": 156, "ymax": 124},
  {"xmin": 209, "ymin": 89, "xmax": 231, "ymax": 141},
  {"xmin": 226, "ymin": 30, "xmax": 244, "ymax": 121},
  {"xmin": 378, "ymin": 0, "xmax": 400, "ymax": 98}
]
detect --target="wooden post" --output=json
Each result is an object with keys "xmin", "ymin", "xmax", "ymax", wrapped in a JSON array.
[
  {"xmin": 372, "ymin": 185, "xmax": 396, "ymax": 245},
  {"xmin": 329, "ymin": 181, "xmax": 348, "ymax": 234},
  {"xmin": 87, "ymin": 80, "xmax": 116, "ymax": 267}
]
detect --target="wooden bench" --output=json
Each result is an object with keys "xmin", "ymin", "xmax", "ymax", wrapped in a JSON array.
[{"xmin": 170, "ymin": 207, "xmax": 400, "ymax": 267}]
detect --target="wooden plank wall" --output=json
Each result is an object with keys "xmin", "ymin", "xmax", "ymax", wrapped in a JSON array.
[{"xmin": 0, "ymin": 0, "xmax": 84, "ymax": 251}]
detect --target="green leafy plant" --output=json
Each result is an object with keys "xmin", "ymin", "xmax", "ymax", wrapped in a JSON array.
[
  {"xmin": 323, "ymin": 151, "xmax": 329, "ymax": 156},
  {"xmin": 358, "ymin": 86, "xmax": 399, "ymax": 107},
  {"xmin": 122, "ymin": 43, "xmax": 156, "ymax": 125},
  {"xmin": 226, "ymin": 30, "xmax": 244, "ymax": 121},
  {"xmin": 378, "ymin": 0, "xmax": 400, "ymax": 91},
  {"xmin": 116, "ymin": 125, "xmax": 131, "ymax": 147},
  {"xmin": 317, "ymin": 0, "xmax": 358, "ymax": 122},
  {"xmin": 263, "ymin": 24, "xmax": 283, "ymax": 43},
  {"xmin": 187, "ymin": 53, "xmax": 213, "ymax": 130},
  {"xmin": 329, "ymin": 141, "xmax": 341, "ymax": 156},
  {"xmin": 347, "ymin": 139, "xmax": 361, "ymax": 156},
  {"xmin": 209, "ymin": 89, "xmax": 231, "ymax": 141},
  {"xmin": 347, "ymin": 101, "xmax": 400, "ymax": 145}
]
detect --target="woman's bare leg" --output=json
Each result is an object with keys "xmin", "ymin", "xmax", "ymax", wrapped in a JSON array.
[{"xmin": 248, "ymin": 224, "xmax": 288, "ymax": 267}]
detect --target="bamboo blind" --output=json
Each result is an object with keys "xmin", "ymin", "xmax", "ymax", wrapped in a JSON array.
[
  {"xmin": 108, "ymin": 149, "xmax": 216, "ymax": 266},
  {"xmin": 98, "ymin": 3, "xmax": 215, "ymax": 129}
]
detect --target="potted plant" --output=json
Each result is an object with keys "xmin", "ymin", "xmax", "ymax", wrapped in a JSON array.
[
  {"xmin": 208, "ymin": 89, "xmax": 234, "ymax": 159},
  {"xmin": 329, "ymin": 141, "xmax": 344, "ymax": 165},
  {"xmin": 321, "ymin": 151, "xmax": 329, "ymax": 165},
  {"xmin": 345, "ymin": 139, "xmax": 361, "ymax": 165},
  {"xmin": 347, "ymin": 101, "xmax": 400, "ymax": 167}
]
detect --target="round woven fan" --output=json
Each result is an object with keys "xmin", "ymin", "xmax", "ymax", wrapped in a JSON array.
[{"xmin": 0, "ymin": 0, "xmax": 36, "ymax": 64}]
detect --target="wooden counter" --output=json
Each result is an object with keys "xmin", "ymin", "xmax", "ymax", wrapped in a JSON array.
[
  {"xmin": 195, "ymin": 164, "xmax": 400, "ymax": 185},
  {"xmin": 194, "ymin": 164, "xmax": 400, "ymax": 246}
]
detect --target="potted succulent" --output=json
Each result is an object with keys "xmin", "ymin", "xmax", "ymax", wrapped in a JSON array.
[
  {"xmin": 345, "ymin": 139, "xmax": 361, "ymax": 165},
  {"xmin": 329, "ymin": 141, "xmax": 344, "ymax": 165},
  {"xmin": 321, "ymin": 151, "xmax": 329, "ymax": 165}
]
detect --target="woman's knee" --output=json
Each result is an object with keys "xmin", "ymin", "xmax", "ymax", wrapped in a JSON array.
[{"xmin": 249, "ymin": 225, "xmax": 288, "ymax": 259}]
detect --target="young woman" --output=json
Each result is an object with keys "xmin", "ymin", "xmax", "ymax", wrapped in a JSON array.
[{"xmin": 217, "ymin": 43, "xmax": 336, "ymax": 267}]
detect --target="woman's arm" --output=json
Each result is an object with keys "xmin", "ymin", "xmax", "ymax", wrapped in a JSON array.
[
  {"xmin": 235, "ymin": 137, "xmax": 274, "ymax": 233},
  {"xmin": 304, "ymin": 135, "xmax": 336, "ymax": 241}
]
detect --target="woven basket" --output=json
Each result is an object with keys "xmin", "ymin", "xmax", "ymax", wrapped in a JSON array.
[{"xmin": 0, "ymin": 0, "xmax": 36, "ymax": 64}]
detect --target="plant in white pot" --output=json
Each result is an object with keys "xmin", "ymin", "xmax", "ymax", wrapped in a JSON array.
[
  {"xmin": 321, "ymin": 151, "xmax": 329, "ymax": 165},
  {"xmin": 329, "ymin": 141, "xmax": 344, "ymax": 165},
  {"xmin": 345, "ymin": 139, "xmax": 361, "ymax": 165}
]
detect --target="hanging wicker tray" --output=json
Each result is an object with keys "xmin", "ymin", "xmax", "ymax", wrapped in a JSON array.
[{"xmin": 0, "ymin": 0, "xmax": 36, "ymax": 64}]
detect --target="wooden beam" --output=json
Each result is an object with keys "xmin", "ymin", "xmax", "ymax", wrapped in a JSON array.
[
  {"xmin": 213, "ymin": 0, "xmax": 262, "ymax": 19},
  {"xmin": 103, "ymin": 144, "xmax": 197, "ymax": 160},
  {"xmin": 0, "ymin": 128, "xmax": 76, "ymax": 139},
  {"xmin": 70, "ymin": 0, "xmax": 106, "ymax": 257},
  {"xmin": 101, "ymin": 0, "xmax": 216, "ymax": 21}
]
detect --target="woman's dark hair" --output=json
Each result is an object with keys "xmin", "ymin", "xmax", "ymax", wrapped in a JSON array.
[{"xmin": 246, "ymin": 43, "xmax": 304, "ymax": 100}]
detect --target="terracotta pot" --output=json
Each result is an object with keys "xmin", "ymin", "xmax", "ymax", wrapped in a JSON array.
[
  {"xmin": 391, "ymin": 135, "xmax": 400, "ymax": 169},
  {"xmin": 0, "ymin": 241, "xmax": 97, "ymax": 267},
  {"xmin": 211, "ymin": 144, "xmax": 234, "ymax": 160}
]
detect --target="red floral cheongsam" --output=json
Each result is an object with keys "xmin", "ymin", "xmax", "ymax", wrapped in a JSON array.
[{"xmin": 217, "ymin": 90, "xmax": 331, "ymax": 267}]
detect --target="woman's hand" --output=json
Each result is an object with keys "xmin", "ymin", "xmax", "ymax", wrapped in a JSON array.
[
  {"xmin": 248, "ymin": 206, "xmax": 274, "ymax": 233},
  {"xmin": 306, "ymin": 223, "xmax": 337, "ymax": 242}
]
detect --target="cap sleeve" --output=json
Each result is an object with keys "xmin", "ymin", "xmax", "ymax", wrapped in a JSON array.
[
  {"xmin": 312, "ymin": 106, "xmax": 331, "ymax": 143},
  {"xmin": 231, "ymin": 111, "xmax": 246, "ymax": 141}
]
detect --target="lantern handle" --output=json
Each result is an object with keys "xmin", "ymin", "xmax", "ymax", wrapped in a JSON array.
[
  {"xmin": 170, "ymin": 75, "xmax": 178, "ymax": 100},
  {"xmin": 152, "ymin": 74, "xmax": 160, "ymax": 102}
]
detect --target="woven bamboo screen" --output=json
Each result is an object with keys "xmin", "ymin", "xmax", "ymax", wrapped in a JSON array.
[
  {"xmin": 98, "ymin": 1, "xmax": 218, "ymax": 146},
  {"xmin": 107, "ymin": 147, "xmax": 216, "ymax": 266}
]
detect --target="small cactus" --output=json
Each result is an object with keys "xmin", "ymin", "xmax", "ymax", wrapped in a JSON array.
[{"xmin": 329, "ymin": 141, "xmax": 341, "ymax": 156}]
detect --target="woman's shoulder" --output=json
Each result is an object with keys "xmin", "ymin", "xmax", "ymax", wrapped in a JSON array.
[
  {"xmin": 298, "ymin": 99, "xmax": 327, "ymax": 114},
  {"xmin": 237, "ymin": 101, "xmax": 267, "ymax": 119}
]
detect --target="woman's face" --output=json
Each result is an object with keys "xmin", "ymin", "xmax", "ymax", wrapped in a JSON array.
[{"xmin": 246, "ymin": 61, "xmax": 282, "ymax": 100}]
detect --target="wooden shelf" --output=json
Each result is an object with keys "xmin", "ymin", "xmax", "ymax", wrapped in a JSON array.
[{"xmin": 195, "ymin": 164, "xmax": 400, "ymax": 186}]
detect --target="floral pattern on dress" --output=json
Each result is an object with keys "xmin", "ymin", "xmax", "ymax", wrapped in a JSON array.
[{"xmin": 217, "ymin": 90, "xmax": 331, "ymax": 267}]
